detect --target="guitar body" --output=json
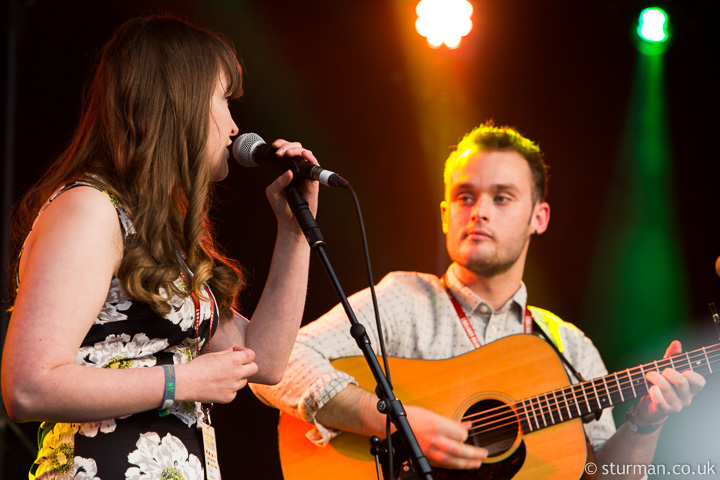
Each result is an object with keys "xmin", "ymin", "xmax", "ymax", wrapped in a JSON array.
[{"xmin": 279, "ymin": 335, "xmax": 588, "ymax": 479}]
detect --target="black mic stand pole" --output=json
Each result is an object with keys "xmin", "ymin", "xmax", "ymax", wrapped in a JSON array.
[{"xmin": 283, "ymin": 183, "xmax": 434, "ymax": 480}]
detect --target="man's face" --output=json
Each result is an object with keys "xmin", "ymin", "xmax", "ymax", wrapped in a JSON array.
[{"xmin": 440, "ymin": 150, "xmax": 549, "ymax": 278}]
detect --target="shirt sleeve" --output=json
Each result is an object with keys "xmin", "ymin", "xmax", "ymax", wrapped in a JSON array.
[{"xmin": 250, "ymin": 272, "xmax": 412, "ymax": 445}]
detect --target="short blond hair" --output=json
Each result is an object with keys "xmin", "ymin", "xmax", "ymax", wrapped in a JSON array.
[{"xmin": 444, "ymin": 122, "xmax": 549, "ymax": 204}]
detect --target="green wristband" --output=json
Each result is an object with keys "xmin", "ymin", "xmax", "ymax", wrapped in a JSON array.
[{"xmin": 159, "ymin": 364, "xmax": 175, "ymax": 413}]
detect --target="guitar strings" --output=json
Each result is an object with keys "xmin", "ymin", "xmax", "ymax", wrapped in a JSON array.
[
  {"xmin": 464, "ymin": 345, "xmax": 720, "ymax": 440},
  {"xmin": 461, "ymin": 344, "xmax": 720, "ymax": 442},
  {"xmin": 464, "ymin": 345, "xmax": 720, "ymax": 435},
  {"xmin": 463, "ymin": 345, "xmax": 720, "ymax": 445}
]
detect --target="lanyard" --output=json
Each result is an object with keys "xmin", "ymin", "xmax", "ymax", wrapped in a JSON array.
[
  {"xmin": 441, "ymin": 276, "xmax": 532, "ymax": 348},
  {"xmin": 179, "ymin": 273, "xmax": 215, "ymax": 356}
]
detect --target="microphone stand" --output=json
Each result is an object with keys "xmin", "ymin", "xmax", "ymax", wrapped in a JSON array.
[{"xmin": 284, "ymin": 182, "xmax": 433, "ymax": 480}]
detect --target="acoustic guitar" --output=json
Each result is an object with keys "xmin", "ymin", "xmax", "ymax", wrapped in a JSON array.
[{"xmin": 278, "ymin": 334, "xmax": 718, "ymax": 479}]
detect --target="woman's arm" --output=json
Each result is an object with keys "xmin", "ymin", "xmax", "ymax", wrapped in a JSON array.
[
  {"xmin": 213, "ymin": 140, "xmax": 319, "ymax": 384},
  {"xmin": 2, "ymin": 187, "xmax": 256, "ymax": 423}
]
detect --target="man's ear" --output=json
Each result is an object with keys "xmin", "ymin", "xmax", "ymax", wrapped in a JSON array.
[
  {"xmin": 440, "ymin": 200, "xmax": 449, "ymax": 234},
  {"xmin": 531, "ymin": 201, "xmax": 550, "ymax": 235}
]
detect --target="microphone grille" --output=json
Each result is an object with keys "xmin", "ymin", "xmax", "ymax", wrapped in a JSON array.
[{"xmin": 232, "ymin": 133, "xmax": 265, "ymax": 167}]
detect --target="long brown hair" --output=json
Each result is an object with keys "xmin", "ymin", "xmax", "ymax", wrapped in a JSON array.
[{"xmin": 11, "ymin": 16, "xmax": 245, "ymax": 319}]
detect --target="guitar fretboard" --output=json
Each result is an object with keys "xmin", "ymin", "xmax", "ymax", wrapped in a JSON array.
[
  {"xmin": 465, "ymin": 343, "xmax": 719, "ymax": 439},
  {"xmin": 517, "ymin": 343, "xmax": 719, "ymax": 432}
]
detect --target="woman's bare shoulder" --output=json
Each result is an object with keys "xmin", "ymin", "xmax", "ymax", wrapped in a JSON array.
[{"xmin": 20, "ymin": 185, "xmax": 125, "ymax": 278}]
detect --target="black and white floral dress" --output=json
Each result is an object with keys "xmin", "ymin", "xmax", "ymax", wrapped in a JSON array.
[{"xmin": 27, "ymin": 183, "xmax": 217, "ymax": 480}]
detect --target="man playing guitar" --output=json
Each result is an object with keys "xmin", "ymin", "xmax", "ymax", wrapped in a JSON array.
[{"xmin": 252, "ymin": 123, "xmax": 706, "ymax": 479}]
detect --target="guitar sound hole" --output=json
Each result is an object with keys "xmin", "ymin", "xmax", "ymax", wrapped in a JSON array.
[{"xmin": 463, "ymin": 398, "xmax": 520, "ymax": 458}]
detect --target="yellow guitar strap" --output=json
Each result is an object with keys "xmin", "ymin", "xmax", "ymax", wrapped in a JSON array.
[{"xmin": 527, "ymin": 306, "xmax": 565, "ymax": 352}]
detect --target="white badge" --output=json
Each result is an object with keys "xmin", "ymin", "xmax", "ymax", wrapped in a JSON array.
[{"xmin": 201, "ymin": 421, "xmax": 222, "ymax": 480}]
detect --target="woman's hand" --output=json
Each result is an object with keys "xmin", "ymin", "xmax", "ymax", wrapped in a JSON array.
[
  {"xmin": 264, "ymin": 139, "xmax": 320, "ymax": 232},
  {"xmin": 175, "ymin": 347, "xmax": 258, "ymax": 404}
]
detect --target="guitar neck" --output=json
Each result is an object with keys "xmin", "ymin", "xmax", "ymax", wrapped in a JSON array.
[{"xmin": 516, "ymin": 343, "xmax": 720, "ymax": 433}]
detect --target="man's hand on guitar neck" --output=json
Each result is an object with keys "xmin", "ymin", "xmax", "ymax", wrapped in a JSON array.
[
  {"xmin": 595, "ymin": 340, "xmax": 706, "ymax": 480},
  {"xmin": 315, "ymin": 384, "xmax": 488, "ymax": 470},
  {"xmin": 633, "ymin": 340, "xmax": 706, "ymax": 427}
]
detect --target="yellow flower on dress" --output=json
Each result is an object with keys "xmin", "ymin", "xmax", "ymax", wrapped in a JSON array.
[{"xmin": 31, "ymin": 423, "xmax": 100, "ymax": 479}]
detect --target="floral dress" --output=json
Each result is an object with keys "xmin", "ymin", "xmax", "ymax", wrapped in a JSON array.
[{"xmin": 26, "ymin": 183, "xmax": 217, "ymax": 480}]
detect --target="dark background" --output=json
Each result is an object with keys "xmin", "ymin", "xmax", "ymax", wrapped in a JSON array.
[{"xmin": 2, "ymin": 0, "xmax": 719, "ymax": 478}]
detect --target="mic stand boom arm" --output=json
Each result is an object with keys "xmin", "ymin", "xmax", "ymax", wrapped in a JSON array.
[{"xmin": 283, "ymin": 183, "xmax": 433, "ymax": 480}]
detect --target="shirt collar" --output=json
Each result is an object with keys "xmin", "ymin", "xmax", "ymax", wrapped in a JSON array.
[{"xmin": 444, "ymin": 264, "xmax": 527, "ymax": 321}]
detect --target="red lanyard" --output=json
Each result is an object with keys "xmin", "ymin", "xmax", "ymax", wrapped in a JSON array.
[
  {"xmin": 441, "ymin": 276, "xmax": 533, "ymax": 348},
  {"xmin": 179, "ymin": 273, "xmax": 215, "ymax": 356}
]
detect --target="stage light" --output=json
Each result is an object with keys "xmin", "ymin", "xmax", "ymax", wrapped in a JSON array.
[
  {"xmin": 586, "ymin": 10, "xmax": 683, "ymax": 365},
  {"xmin": 635, "ymin": 7, "xmax": 671, "ymax": 55},
  {"xmin": 638, "ymin": 8, "xmax": 668, "ymax": 42},
  {"xmin": 415, "ymin": 0, "xmax": 473, "ymax": 49}
]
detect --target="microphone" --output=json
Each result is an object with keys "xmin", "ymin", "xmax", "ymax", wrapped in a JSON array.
[{"xmin": 232, "ymin": 133, "xmax": 349, "ymax": 188}]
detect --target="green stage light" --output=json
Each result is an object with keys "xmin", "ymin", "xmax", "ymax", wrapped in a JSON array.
[
  {"xmin": 635, "ymin": 7, "xmax": 671, "ymax": 55},
  {"xmin": 638, "ymin": 8, "xmax": 668, "ymax": 42}
]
